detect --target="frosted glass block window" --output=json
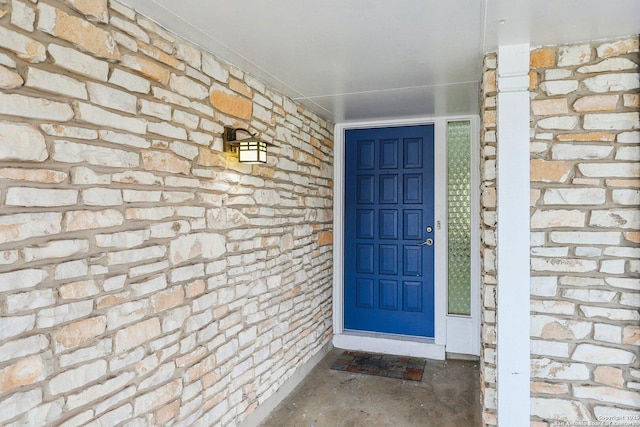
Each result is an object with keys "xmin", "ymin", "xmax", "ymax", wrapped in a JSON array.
[{"xmin": 447, "ymin": 121, "xmax": 471, "ymax": 316}]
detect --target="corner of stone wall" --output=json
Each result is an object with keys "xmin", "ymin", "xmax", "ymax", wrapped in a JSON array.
[{"xmin": 480, "ymin": 51, "xmax": 498, "ymax": 427}]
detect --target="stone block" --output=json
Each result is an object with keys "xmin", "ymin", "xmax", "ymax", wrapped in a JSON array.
[
  {"xmin": 579, "ymin": 163, "xmax": 639, "ymax": 178},
  {"xmin": 530, "ymin": 340, "xmax": 569, "ymax": 357},
  {"xmin": 0, "ymin": 213, "xmax": 62, "ymax": 245},
  {"xmin": 618, "ymin": 131, "xmax": 640, "ymax": 143},
  {"xmin": 562, "ymin": 289, "xmax": 616, "ymax": 303},
  {"xmin": 67, "ymin": 372, "xmax": 135, "ymax": 411},
  {"xmin": 140, "ymin": 99, "xmax": 172, "ymax": 120},
  {"xmin": 87, "ymin": 82, "xmax": 137, "ymax": 113},
  {"xmin": 531, "ymin": 98, "xmax": 568, "ymax": 116},
  {"xmin": 48, "ymin": 43, "xmax": 109, "ymax": 81},
  {"xmin": 573, "ymin": 95, "xmax": 619, "ymax": 112},
  {"xmin": 579, "ymin": 57, "xmax": 637, "ymax": 73},
  {"xmin": 530, "ymin": 300, "xmax": 575, "ymax": 315},
  {"xmin": 623, "ymin": 325, "xmax": 640, "ymax": 345},
  {"xmin": 0, "ymin": 93, "xmax": 74, "ymax": 121},
  {"xmin": 58, "ymin": 280, "xmax": 100, "ymax": 300},
  {"xmin": 76, "ymin": 102, "xmax": 147, "ymax": 134},
  {"xmin": 172, "ymin": 109, "xmax": 199, "ymax": 130},
  {"xmin": 22, "ymin": 239, "xmax": 89, "ymax": 262},
  {"xmin": 170, "ymin": 74, "xmax": 208, "ymax": 100},
  {"xmin": 105, "ymin": 245, "xmax": 166, "ymax": 265},
  {"xmin": 49, "ymin": 360, "xmax": 107, "ymax": 396},
  {"xmin": 550, "ymin": 231, "xmax": 620, "ymax": 245},
  {"xmin": 0, "ymin": 64, "xmax": 24, "ymax": 89},
  {"xmin": 82, "ymin": 188, "xmax": 124, "ymax": 206},
  {"xmin": 134, "ymin": 379, "xmax": 182, "ymax": 416},
  {"xmin": 54, "ymin": 317, "xmax": 107, "ymax": 352},
  {"xmin": 5, "ymin": 289, "xmax": 50, "ymax": 313},
  {"xmin": 594, "ymin": 323, "xmax": 622, "ymax": 344},
  {"xmin": 122, "ymin": 55, "xmax": 170, "ymax": 85},
  {"xmin": 537, "ymin": 116, "xmax": 579, "ymax": 130},
  {"xmin": 64, "ymin": 209, "xmax": 123, "ymax": 231},
  {"xmin": 138, "ymin": 42, "xmax": 184, "ymax": 70},
  {"xmin": 115, "ymin": 318, "xmax": 161, "ymax": 352},
  {"xmin": 543, "ymin": 188, "xmax": 606, "ymax": 205},
  {"xmin": 531, "ymin": 209, "xmax": 585, "ymax": 228},
  {"xmin": 109, "ymin": 68, "xmax": 151, "ymax": 93},
  {"xmin": 558, "ymin": 44, "xmax": 592, "ymax": 66},
  {"xmin": 26, "ymin": 67, "xmax": 88, "ymax": 100},
  {"xmin": 11, "ymin": 0, "xmax": 36, "ymax": 31},
  {"xmin": 0, "ymin": 122, "xmax": 48, "ymax": 162},
  {"xmin": 540, "ymin": 80, "xmax": 578, "ymax": 96},
  {"xmin": 551, "ymin": 144, "xmax": 613, "ymax": 160},
  {"xmin": 590, "ymin": 209, "xmax": 640, "ymax": 229},
  {"xmin": 0, "ymin": 168, "xmax": 68, "ymax": 184},
  {"xmin": 584, "ymin": 73, "xmax": 640, "ymax": 93},
  {"xmin": 613, "ymin": 189, "xmax": 640, "ymax": 205},
  {"xmin": 594, "ymin": 366, "xmax": 625, "ymax": 388},
  {"xmin": 531, "ymin": 358, "xmax": 590, "ymax": 380},
  {"xmin": 529, "ymin": 48, "xmax": 555, "ymax": 68},
  {"xmin": 148, "ymin": 121, "xmax": 188, "ymax": 140},
  {"xmin": 210, "ymin": 83, "xmax": 252, "ymax": 120},
  {"xmin": 202, "ymin": 53, "xmax": 229, "ymax": 82},
  {"xmin": 616, "ymin": 146, "xmax": 640, "ymax": 161},
  {"xmin": 0, "ymin": 26, "xmax": 46, "ymax": 63},
  {"xmin": 574, "ymin": 386, "xmax": 640, "ymax": 407},
  {"xmin": 581, "ymin": 305, "xmax": 640, "ymax": 321},
  {"xmin": 597, "ymin": 38, "xmax": 640, "ymax": 58},
  {"xmin": 531, "ymin": 398, "xmax": 590, "ymax": 422},
  {"xmin": 620, "ymin": 292, "xmax": 640, "ymax": 308},
  {"xmin": 37, "ymin": 3, "xmax": 120, "ymax": 60},
  {"xmin": 6, "ymin": 187, "xmax": 77, "ymax": 207},
  {"xmin": 0, "ymin": 314, "xmax": 36, "ymax": 341},
  {"xmin": 623, "ymin": 94, "xmax": 640, "ymax": 108},
  {"xmin": 66, "ymin": 0, "xmax": 109, "ymax": 23},
  {"xmin": 531, "ymin": 315, "xmax": 591, "ymax": 340},
  {"xmin": 584, "ymin": 112, "xmax": 639, "ymax": 130},
  {"xmin": 110, "ymin": 16, "xmax": 149, "ymax": 42},
  {"xmin": 142, "ymin": 150, "xmax": 191, "ymax": 175},
  {"xmin": 169, "ymin": 232, "xmax": 226, "ymax": 264},
  {"xmin": 0, "ymin": 355, "xmax": 46, "ymax": 393}
]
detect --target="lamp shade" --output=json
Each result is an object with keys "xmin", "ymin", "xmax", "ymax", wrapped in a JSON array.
[
  {"xmin": 223, "ymin": 127, "xmax": 274, "ymax": 165},
  {"xmin": 238, "ymin": 139, "xmax": 268, "ymax": 164}
]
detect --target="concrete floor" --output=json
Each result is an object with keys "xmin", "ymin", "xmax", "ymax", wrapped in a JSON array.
[{"xmin": 261, "ymin": 348, "xmax": 481, "ymax": 427}]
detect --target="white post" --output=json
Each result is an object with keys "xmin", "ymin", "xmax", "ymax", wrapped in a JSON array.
[{"xmin": 496, "ymin": 43, "xmax": 531, "ymax": 426}]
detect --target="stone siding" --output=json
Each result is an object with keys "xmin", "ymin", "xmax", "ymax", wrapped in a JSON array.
[
  {"xmin": 480, "ymin": 52, "xmax": 498, "ymax": 426},
  {"xmin": 0, "ymin": 1, "xmax": 334, "ymax": 426},
  {"xmin": 529, "ymin": 36, "xmax": 639, "ymax": 425}
]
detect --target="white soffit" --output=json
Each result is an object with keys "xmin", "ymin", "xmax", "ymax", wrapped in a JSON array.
[{"xmin": 122, "ymin": 0, "xmax": 640, "ymax": 122}]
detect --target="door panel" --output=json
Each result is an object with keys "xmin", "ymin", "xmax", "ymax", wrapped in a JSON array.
[{"xmin": 344, "ymin": 125, "xmax": 435, "ymax": 337}]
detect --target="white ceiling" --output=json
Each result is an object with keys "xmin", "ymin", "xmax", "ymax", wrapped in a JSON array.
[{"xmin": 122, "ymin": 0, "xmax": 640, "ymax": 123}]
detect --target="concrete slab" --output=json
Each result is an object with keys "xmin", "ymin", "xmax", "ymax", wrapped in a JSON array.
[{"xmin": 261, "ymin": 348, "xmax": 481, "ymax": 427}]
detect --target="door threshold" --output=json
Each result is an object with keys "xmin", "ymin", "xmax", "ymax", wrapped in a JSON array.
[{"xmin": 333, "ymin": 330, "xmax": 446, "ymax": 360}]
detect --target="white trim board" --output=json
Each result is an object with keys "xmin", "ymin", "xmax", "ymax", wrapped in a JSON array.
[
  {"xmin": 332, "ymin": 115, "xmax": 481, "ymax": 359},
  {"xmin": 496, "ymin": 43, "xmax": 531, "ymax": 426}
]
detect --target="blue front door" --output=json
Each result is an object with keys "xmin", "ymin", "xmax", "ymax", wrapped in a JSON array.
[{"xmin": 344, "ymin": 125, "xmax": 435, "ymax": 337}]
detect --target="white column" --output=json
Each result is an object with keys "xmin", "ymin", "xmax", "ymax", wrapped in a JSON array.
[{"xmin": 496, "ymin": 43, "xmax": 531, "ymax": 426}]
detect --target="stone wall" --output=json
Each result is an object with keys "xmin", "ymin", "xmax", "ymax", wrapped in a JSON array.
[
  {"xmin": 529, "ymin": 36, "xmax": 639, "ymax": 425},
  {"xmin": 479, "ymin": 52, "xmax": 498, "ymax": 426},
  {"xmin": 0, "ymin": 1, "xmax": 334, "ymax": 425}
]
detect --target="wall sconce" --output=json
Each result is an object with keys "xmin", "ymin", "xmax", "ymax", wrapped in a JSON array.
[{"xmin": 223, "ymin": 127, "xmax": 274, "ymax": 164}]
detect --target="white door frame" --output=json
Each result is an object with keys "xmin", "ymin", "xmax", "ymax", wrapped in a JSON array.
[{"xmin": 332, "ymin": 115, "xmax": 480, "ymax": 359}]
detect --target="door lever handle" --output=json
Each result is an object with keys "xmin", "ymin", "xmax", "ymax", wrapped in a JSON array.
[{"xmin": 418, "ymin": 238, "xmax": 434, "ymax": 246}]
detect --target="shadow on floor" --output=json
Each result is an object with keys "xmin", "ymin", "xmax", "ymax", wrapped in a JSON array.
[{"xmin": 261, "ymin": 348, "xmax": 481, "ymax": 427}]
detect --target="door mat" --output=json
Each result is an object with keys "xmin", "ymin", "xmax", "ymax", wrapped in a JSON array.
[{"xmin": 330, "ymin": 351, "xmax": 426, "ymax": 381}]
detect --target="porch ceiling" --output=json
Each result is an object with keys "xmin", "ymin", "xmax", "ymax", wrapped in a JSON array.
[{"xmin": 122, "ymin": 0, "xmax": 640, "ymax": 123}]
